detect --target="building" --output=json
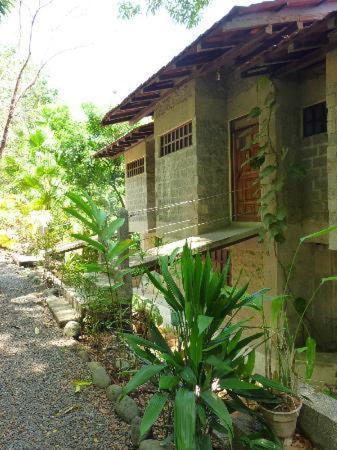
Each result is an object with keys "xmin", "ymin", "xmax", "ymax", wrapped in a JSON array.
[{"xmin": 95, "ymin": 0, "xmax": 337, "ymax": 362}]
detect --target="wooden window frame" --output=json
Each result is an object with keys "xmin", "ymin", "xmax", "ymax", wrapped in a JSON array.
[
  {"xmin": 159, "ymin": 121, "xmax": 192, "ymax": 157},
  {"xmin": 126, "ymin": 157, "xmax": 145, "ymax": 178},
  {"xmin": 303, "ymin": 102, "xmax": 327, "ymax": 138}
]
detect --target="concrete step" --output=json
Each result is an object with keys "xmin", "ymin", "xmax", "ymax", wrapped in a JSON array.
[
  {"xmin": 46, "ymin": 295, "xmax": 80, "ymax": 327},
  {"xmin": 12, "ymin": 253, "xmax": 43, "ymax": 267}
]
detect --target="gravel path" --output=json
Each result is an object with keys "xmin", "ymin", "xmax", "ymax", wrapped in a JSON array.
[{"xmin": 0, "ymin": 251, "xmax": 132, "ymax": 450}]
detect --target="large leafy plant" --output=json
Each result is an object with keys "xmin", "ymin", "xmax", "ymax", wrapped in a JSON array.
[
  {"xmin": 265, "ymin": 226, "xmax": 337, "ymax": 393},
  {"xmin": 121, "ymin": 245, "xmax": 286, "ymax": 449},
  {"xmin": 64, "ymin": 192, "xmax": 133, "ymax": 329}
]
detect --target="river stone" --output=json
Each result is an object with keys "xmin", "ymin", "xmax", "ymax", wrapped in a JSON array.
[
  {"xmin": 63, "ymin": 321, "xmax": 81, "ymax": 338},
  {"xmin": 115, "ymin": 395, "xmax": 139, "ymax": 423},
  {"xmin": 78, "ymin": 349, "xmax": 90, "ymax": 362},
  {"xmin": 130, "ymin": 415, "xmax": 151, "ymax": 446},
  {"xmin": 106, "ymin": 384, "xmax": 122, "ymax": 402},
  {"xmin": 139, "ymin": 440, "xmax": 174, "ymax": 450},
  {"xmin": 88, "ymin": 361, "xmax": 111, "ymax": 388}
]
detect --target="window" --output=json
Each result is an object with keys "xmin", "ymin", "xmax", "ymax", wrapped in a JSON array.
[
  {"xmin": 160, "ymin": 121, "xmax": 192, "ymax": 157},
  {"xmin": 126, "ymin": 157, "xmax": 145, "ymax": 178},
  {"xmin": 303, "ymin": 102, "xmax": 327, "ymax": 138}
]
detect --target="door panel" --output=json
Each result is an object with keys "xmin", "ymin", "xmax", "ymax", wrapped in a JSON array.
[{"xmin": 232, "ymin": 122, "xmax": 260, "ymax": 222}]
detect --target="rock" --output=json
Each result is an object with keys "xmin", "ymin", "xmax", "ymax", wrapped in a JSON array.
[
  {"xmin": 114, "ymin": 358, "xmax": 131, "ymax": 370},
  {"xmin": 88, "ymin": 362, "xmax": 111, "ymax": 389},
  {"xmin": 139, "ymin": 440, "xmax": 174, "ymax": 450},
  {"xmin": 78, "ymin": 349, "xmax": 90, "ymax": 362},
  {"xmin": 63, "ymin": 321, "xmax": 81, "ymax": 338},
  {"xmin": 106, "ymin": 384, "xmax": 122, "ymax": 402},
  {"xmin": 43, "ymin": 287, "xmax": 59, "ymax": 297},
  {"xmin": 130, "ymin": 415, "xmax": 150, "ymax": 446},
  {"xmin": 115, "ymin": 395, "xmax": 139, "ymax": 423}
]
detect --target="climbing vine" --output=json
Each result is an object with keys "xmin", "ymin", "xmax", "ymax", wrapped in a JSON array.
[{"xmin": 246, "ymin": 78, "xmax": 305, "ymax": 244}]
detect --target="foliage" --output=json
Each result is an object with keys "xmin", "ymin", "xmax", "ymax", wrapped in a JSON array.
[
  {"xmin": 64, "ymin": 191, "xmax": 133, "ymax": 330},
  {"xmin": 0, "ymin": 0, "xmax": 12, "ymax": 17},
  {"xmin": 247, "ymin": 79, "xmax": 306, "ymax": 244},
  {"xmin": 0, "ymin": 99, "xmax": 129, "ymax": 255},
  {"xmin": 118, "ymin": 0, "xmax": 211, "ymax": 28},
  {"xmin": 132, "ymin": 294, "xmax": 163, "ymax": 338},
  {"xmin": 122, "ymin": 245, "xmax": 286, "ymax": 449},
  {"xmin": 263, "ymin": 226, "xmax": 337, "ymax": 393}
]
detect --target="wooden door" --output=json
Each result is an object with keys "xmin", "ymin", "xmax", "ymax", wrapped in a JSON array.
[{"xmin": 232, "ymin": 122, "xmax": 260, "ymax": 222}]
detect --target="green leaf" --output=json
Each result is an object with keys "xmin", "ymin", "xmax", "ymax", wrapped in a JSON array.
[
  {"xmin": 242, "ymin": 350, "xmax": 256, "ymax": 377},
  {"xmin": 321, "ymin": 275, "xmax": 337, "ymax": 284},
  {"xmin": 107, "ymin": 239, "xmax": 132, "ymax": 260},
  {"xmin": 64, "ymin": 206, "xmax": 99, "ymax": 233},
  {"xmin": 271, "ymin": 296, "xmax": 285, "ymax": 327},
  {"xmin": 174, "ymin": 388, "xmax": 196, "ymax": 450},
  {"xmin": 140, "ymin": 393, "xmax": 168, "ymax": 439},
  {"xmin": 197, "ymin": 315, "xmax": 213, "ymax": 335},
  {"xmin": 300, "ymin": 225, "xmax": 337, "ymax": 243},
  {"xmin": 201, "ymin": 390, "xmax": 233, "ymax": 441},
  {"xmin": 181, "ymin": 366, "xmax": 197, "ymax": 387},
  {"xmin": 220, "ymin": 377, "xmax": 260, "ymax": 391},
  {"xmin": 72, "ymin": 379, "xmax": 92, "ymax": 393},
  {"xmin": 102, "ymin": 217, "xmax": 124, "ymax": 240},
  {"xmin": 121, "ymin": 364, "xmax": 166, "ymax": 398},
  {"xmin": 159, "ymin": 375, "xmax": 179, "ymax": 390},
  {"xmin": 251, "ymin": 374, "xmax": 292, "ymax": 395},
  {"xmin": 249, "ymin": 106, "xmax": 262, "ymax": 118},
  {"xmin": 305, "ymin": 336, "xmax": 316, "ymax": 381},
  {"xmin": 29, "ymin": 129, "xmax": 45, "ymax": 148},
  {"xmin": 71, "ymin": 233, "xmax": 105, "ymax": 252},
  {"xmin": 66, "ymin": 192, "xmax": 96, "ymax": 221},
  {"xmin": 260, "ymin": 165, "xmax": 277, "ymax": 178}
]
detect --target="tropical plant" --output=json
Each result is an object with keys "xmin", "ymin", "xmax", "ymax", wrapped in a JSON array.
[
  {"xmin": 64, "ymin": 191, "xmax": 133, "ymax": 330},
  {"xmin": 264, "ymin": 226, "xmax": 337, "ymax": 395},
  {"xmin": 121, "ymin": 245, "xmax": 287, "ymax": 449}
]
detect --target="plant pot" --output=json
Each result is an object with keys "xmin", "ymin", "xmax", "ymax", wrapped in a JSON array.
[{"xmin": 260, "ymin": 400, "xmax": 302, "ymax": 445}]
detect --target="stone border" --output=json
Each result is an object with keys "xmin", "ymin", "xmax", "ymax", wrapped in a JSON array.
[{"xmin": 77, "ymin": 347, "xmax": 173, "ymax": 450}]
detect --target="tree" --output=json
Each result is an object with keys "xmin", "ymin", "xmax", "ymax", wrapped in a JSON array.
[
  {"xmin": 118, "ymin": 0, "xmax": 212, "ymax": 28},
  {"xmin": 0, "ymin": 0, "xmax": 12, "ymax": 18},
  {"xmin": 0, "ymin": 0, "xmax": 83, "ymax": 156}
]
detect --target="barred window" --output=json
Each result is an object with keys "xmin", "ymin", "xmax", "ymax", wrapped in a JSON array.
[
  {"xmin": 160, "ymin": 121, "xmax": 192, "ymax": 157},
  {"xmin": 303, "ymin": 102, "xmax": 327, "ymax": 138},
  {"xmin": 126, "ymin": 157, "xmax": 145, "ymax": 178}
]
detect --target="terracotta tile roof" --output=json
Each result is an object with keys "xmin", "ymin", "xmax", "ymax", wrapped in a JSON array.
[{"xmin": 102, "ymin": 0, "xmax": 337, "ymax": 126}]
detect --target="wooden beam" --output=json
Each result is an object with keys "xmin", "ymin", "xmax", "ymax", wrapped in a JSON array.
[
  {"xmin": 143, "ymin": 81, "xmax": 175, "ymax": 92},
  {"xmin": 175, "ymin": 48, "xmax": 228, "ymax": 67},
  {"xmin": 274, "ymin": 40, "xmax": 337, "ymax": 77},
  {"xmin": 159, "ymin": 69, "xmax": 192, "ymax": 80},
  {"xmin": 221, "ymin": 3, "xmax": 337, "ymax": 31}
]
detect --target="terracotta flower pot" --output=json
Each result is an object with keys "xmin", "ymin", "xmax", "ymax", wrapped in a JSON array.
[{"xmin": 260, "ymin": 400, "xmax": 302, "ymax": 445}]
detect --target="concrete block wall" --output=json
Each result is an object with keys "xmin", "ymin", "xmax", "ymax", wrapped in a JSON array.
[
  {"xmin": 298, "ymin": 64, "xmax": 329, "ymax": 233},
  {"xmin": 326, "ymin": 49, "xmax": 337, "ymax": 250},
  {"xmin": 154, "ymin": 81, "xmax": 199, "ymax": 241},
  {"xmin": 125, "ymin": 139, "xmax": 155, "ymax": 240},
  {"xmin": 195, "ymin": 75, "xmax": 229, "ymax": 233}
]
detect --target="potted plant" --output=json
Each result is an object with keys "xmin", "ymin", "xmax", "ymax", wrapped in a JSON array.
[
  {"xmin": 260, "ymin": 226, "xmax": 337, "ymax": 445},
  {"xmin": 120, "ymin": 245, "xmax": 288, "ymax": 449}
]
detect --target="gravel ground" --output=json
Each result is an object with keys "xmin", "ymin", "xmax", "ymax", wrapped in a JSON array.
[{"xmin": 0, "ymin": 251, "xmax": 132, "ymax": 450}]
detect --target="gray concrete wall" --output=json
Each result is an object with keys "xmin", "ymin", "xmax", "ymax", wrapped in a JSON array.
[
  {"xmin": 124, "ymin": 138, "xmax": 155, "ymax": 244},
  {"xmin": 298, "ymin": 64, "xmax": 328, "ymax": 234},
  {"xmin": 195, "ymin": 75, "xmax": 229, "ymax": 233},
  {"xmin": 154, "ymin": 81, "xmax": 198, "ymax": 241}
]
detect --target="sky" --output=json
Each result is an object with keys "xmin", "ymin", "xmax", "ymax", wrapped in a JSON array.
[{"xmin": 0, "ymin": 0, "xmax": 260, "ymax": 118}]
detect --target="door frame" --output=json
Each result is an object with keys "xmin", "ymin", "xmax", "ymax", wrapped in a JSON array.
[{"xmin": 230, "ymin": 115, "xmax": 260, "ymax": 222}]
